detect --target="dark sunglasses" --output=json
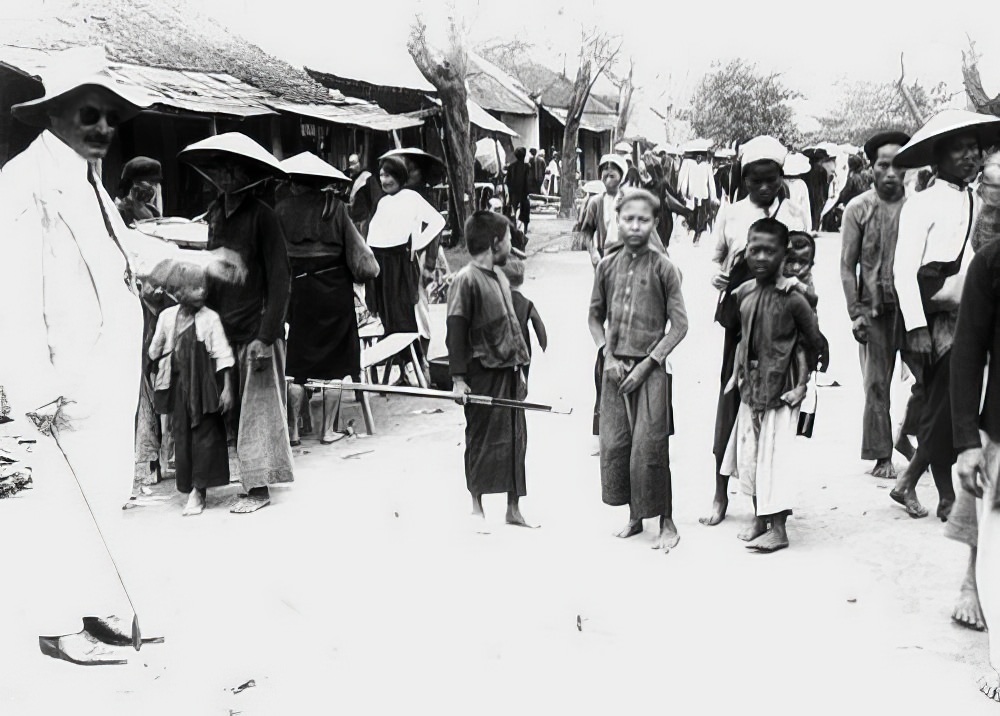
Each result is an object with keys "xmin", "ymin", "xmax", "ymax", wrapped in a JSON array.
[{"xmin": 77, "ymin": 105, "xmax": 122, "ymax": 128}]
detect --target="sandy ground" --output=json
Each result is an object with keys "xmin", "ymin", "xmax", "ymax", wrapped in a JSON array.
[{"xmin": 1, "ymin": 214, "xmax": 997, "ymax": 715}]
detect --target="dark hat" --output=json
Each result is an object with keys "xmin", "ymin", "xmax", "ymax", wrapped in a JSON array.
[
  {"xmin": 119, "ymin": 156, "xmax": 162, "ymax": 195},
  {"xmin": 863, "ymin": 131, "xmax": 910, "ymax": 162}
]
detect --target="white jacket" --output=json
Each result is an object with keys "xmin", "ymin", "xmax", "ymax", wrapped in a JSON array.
[
  {"xmin": 0, "ymin": 131, "xmax": 154, "ymax": 425},
  {"xmin": 892, "ymin": 179, "xmax": 978, "ymax": 332}
]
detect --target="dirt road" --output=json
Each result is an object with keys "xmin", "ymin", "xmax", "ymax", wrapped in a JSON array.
[{"xmin": 1, "ymin": 216, "xmax": 994, "ymax": 715}]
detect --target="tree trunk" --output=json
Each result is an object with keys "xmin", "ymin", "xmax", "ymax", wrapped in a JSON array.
[
  {"xmin": 436, "ymin": 91, "xmax": 474, "ymax": 245},
  {"xmin": 615, "ymin": 60, "xmax": 634, "ymax": 140},
  {"xmin": 963, "ymin": 41, "xmax": 1000, "ymax": 116},
  {"xmin": 559, "ymin": 59, "xmax": 593, "ymax": 219},
  {"xmin": 409, "ymin": 23, "xmax": 475, "ymax": 245}
]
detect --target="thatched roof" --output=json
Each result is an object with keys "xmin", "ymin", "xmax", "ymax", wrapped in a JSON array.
[
  {"xmin": 0, "ymin": 0, "xmax": 333, "ymax": 103},
  {"xmin": 505, "ymin": 59, "xmax": 616, "ymax": 114},
  {"xmin": 467, "ymin": 53, "xmax": 535, "ymax": 116}
]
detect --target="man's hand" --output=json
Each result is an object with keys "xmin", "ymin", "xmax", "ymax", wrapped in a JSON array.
[
  {"xmin": 452, "ymin": 377, "xmax": 472, "ymax": 405},
  {"xmin": 247, "ymin": 339, "xmax": 272, "ymax": 372},
  {"xmin": 957, "ymin": 447, "xmax": 987, "ymax": 498},
  {"xmin": 907, "ymin": 327, "xmax": 932, "ymax": 354},
  {"xmin": 590, "ymin": 250, "xmax": 601, "ymax": 268},
  {"xmin": 619, "ymin": 357, "xmax": 656, "ymax": 396},
  {"xmin": 780, "ymin": 384, "xmax": 807, "ymax": 407},
  {"xmin": 711, "ymin": 272, "xmax": 729, "ymax": 291},
  {"xmin": 851, "ymin": 316, "xmax": 870, "ymax": 344}
]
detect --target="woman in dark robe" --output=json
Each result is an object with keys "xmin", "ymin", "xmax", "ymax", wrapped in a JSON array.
[{"xmin": 275, "ymin": 155, "xmax": 371, "ymax": 444}]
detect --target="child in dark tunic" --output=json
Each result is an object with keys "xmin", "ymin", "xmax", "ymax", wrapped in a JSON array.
[
  {"xmin": 149, "ymin": 264, "xmax": 235, "ymax": 516},
  {"xmin": 499, "ymin": 257, "xmax": 548, "ymax": 383},
  {"xmin": 447, "ymin": 211, "xmax": 535, "ymax": 529}
]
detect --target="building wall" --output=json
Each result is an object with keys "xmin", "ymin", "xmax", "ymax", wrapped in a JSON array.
[{"xmin": 498, "ymin": 113, "xmax": 539, "ymax": 151}]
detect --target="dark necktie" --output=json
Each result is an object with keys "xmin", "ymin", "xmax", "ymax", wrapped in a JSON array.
[{"xmin": 86, "ymin": 165, "xmax": 135, "ymax": 290}]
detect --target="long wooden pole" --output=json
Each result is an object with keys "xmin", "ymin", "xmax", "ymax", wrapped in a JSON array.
[{"xmin": 303, "ymin": 380, "xmax": 571, "ymax": 415}]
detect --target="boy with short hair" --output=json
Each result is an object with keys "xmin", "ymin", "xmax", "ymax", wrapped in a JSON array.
[
  {"xmin": 447, "ymin": 211, "xmax": 535, "ymax": 528},
  {"xmin": 589, "ymin": 188, "xmax": 689, "ymax": 551},
  {"xmin": 727, "ymin": 218, "xmax": 827, "ymax": 552}
]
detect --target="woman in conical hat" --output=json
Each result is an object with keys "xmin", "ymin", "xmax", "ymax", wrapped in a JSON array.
[
  {"xmin": 274, "ymin": 152, "xmax": 377, "ymax": 445},
  {"xmin": 179, "ymin": 132, "xmax": 294, "ymax": 514}
]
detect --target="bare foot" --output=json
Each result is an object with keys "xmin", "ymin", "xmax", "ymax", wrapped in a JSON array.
[
  {"xmin": 978, "ymin": 672, "xmax": 1000, "ymax": 702},
  {"xmin": 614, "ymin": 519, "xmax": 643, "ymax": 539},
  {"xmin": 870, "ymin": 459, "xmax": 897, "ymax": 479},
  {"xmin": 230, "ymin": 489, "xmax": 270, "ymax": 514},
  {"xmin": 937, "ymin": 496, "xmax": 955, "ymax": 522},
  {"xmin": 746, "ymin": 529, "xmax": 789, "ymax": 552},
  {"xmin": 505, "ymin": 503, "xmax": 539, "ymax": 529},
  {"xmin": 182, "ymin": 490, "xmax": 205, "ymax": 517},
  {"xmin": 737, "ymin": 517, "xmax": 768, "ymax": 542},
  {"xmin": 952, "ymin": 588, "xmax": 987, "ymax": 631},
  {"xmin": 699, "ymin": 498, "xmax": 728, "ymax": 526},
  {"xmin": 652, "ymin": 518, "xmax": 680, "ymax": 551},
  {"xmin": 471, "ymin": 494, "xmax": 485, "ymax": 519},
  {"xmin": 889, "ymin": 488, "xmax": 928, "ymax": 518}
]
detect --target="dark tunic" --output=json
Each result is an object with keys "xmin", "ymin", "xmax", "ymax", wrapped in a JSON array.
[
  {"xmin": 447, "ymin": 264, "xmax": 531, "ymax": 496},
  {"xmin": 952, "ymin": 240, "xmax": 1000, "ymax": 451},
  {"xmin": 275, "ymin": 189, "xmax": 361, "ymax": 381},
  {"xmin": 205, "ymin": 193, "xmax": 291, "ymax": 347}
]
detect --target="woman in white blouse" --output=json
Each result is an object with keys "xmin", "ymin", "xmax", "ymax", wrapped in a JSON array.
[{"xmin": 366, "ymin": 156, "xmax": 446, "ymax": 378}]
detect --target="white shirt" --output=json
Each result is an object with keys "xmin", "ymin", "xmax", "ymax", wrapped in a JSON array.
[
  {"xmin": 366, "ymin": 188, "xmax": 446, "ymax": 254},
  {"xmin": 893, "ymin": 178, "xmax": 978, "ymax": 331},
  {"xmin": 785, "ymin": 178, "xmax": 811, "ymax": 228},
  {"xmin": 679, "ymin": 159, "xmax": 713, "ymax": 201},
  {"xmin": 149, "ymin": 305, "xmax": 235, "ymax": 392},
  {"xmin": 712, "ymin": 196, "xmax": 809, "ymax": 273},
  {"xmin": 547, "ymin": 160, "xmax": 560, "ymax": 178}
]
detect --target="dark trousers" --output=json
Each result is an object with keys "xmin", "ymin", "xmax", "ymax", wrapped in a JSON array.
[{"xmin": 858, "ymin": 309, "xmax": 904, "ymax": 460}]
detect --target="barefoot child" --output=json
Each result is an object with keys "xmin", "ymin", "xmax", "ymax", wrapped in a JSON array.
[
  {"xmin": 726, "ymin": 218, "xmax": 827, "ymax": 552},
  {"xmin": 149, "ymin": 264, "xmax": 235, "ymax": 516},
  {"xmin": 589, "ymin": 189, "xmax": 689, "ymax": 551},
  {"xmin": 447, "ymin": 211, "xmax": 535, "ymax": 528},
  {"xmin": 500, "ymin": 257, "xmax": 548, "ymax": 384}
]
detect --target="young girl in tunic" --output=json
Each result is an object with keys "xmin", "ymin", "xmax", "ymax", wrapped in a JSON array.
[{"xmin": 149, "ymin": 263, "xmax": 235, "ymax": 516}]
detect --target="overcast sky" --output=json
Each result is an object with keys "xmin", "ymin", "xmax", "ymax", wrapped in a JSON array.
[
  {"xmin": 203, "ymin": 0, "xmax": 1000, "ymax": 125},
  {"xmin": 11, "ymin": 0, "xmax": 999, "ymax": 130}
]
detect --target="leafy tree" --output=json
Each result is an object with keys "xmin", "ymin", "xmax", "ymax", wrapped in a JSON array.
[
  {"xmin": 806, "ymin": 79, "xmax": 953, "ymax": 145},
  {"xmin": 689, "ymin": 59, "xmax": 801, "ymax": 145}
]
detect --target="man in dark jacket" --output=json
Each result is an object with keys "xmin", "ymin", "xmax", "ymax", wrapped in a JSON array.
[{"xmin": 506, "ymin": 146, "xmax": 532, "ymax": 233}]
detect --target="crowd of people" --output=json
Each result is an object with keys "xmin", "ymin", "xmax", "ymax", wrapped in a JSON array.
[{"xmin": 6, "ymin": 46, "xmax": 1000, "ymax": 702}]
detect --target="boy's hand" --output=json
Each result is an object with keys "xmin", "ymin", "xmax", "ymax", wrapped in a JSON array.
[
  {"xmin": 452, "ymin": 377, "xmax": 472, "ymax": 405},
  {"xmin": 618, "ymin": 357, "xmax": 656, "ymax": 396},
  {"xmin": 956, "ymin": 447, "xmax": 987, "ymax": 498},
  {"xmin": 851, "ymin": 316, "xmax": 870, "ymax": 344},
  {"xmin": 780, "ymin": 385, "xmax": 807, "ymax": 407}
]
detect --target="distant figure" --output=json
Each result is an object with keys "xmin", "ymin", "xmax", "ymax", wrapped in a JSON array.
[
  {"xmin": 505, "ymin": 146, "xmax": 532, "ymax": 233},
  {"xmin": 347, "ymin": 153, "xmax": 383, "ymax": 237},
  {"xmin": 545, "ymin": 151, "xmax": 561, "ymax": 195}
]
